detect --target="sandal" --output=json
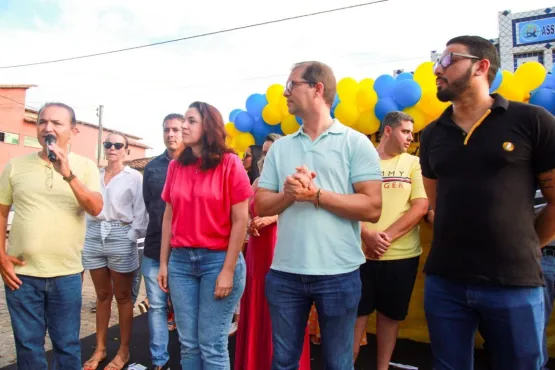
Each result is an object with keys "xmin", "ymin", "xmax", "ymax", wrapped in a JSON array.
[
  {"xmin": 137, "ymin": 300, "xmax": 150, "ymax": 314},
  {"xmin": 83, "ymin": 349, "xmax": 107, "ymax": 370},
  {"xmin": 104, "ymin": 352, "xmax": 130, "ymax": 370}
]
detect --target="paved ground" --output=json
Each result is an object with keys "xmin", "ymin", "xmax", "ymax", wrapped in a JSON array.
[{"xmin": 0, "ymin": 239, "xmax": 147, "ymax": 368}]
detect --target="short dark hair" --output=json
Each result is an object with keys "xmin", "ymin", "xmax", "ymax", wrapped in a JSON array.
[
  {"xmin": 379, "ymin": 111, "xmax": 414, "ymax": 134},
  {"xmin": 37, "ymin": 102, "xmax": 77, "ymax": 126},
  {"xmin": 105, "ymin": 132, "xmax": 129, "ymax": 149},
  {"xmin": 446, "ymin": 35, "xmax": 499, "ymax": 85},
  {"xmin": 162, "ymin": 113, "xmax": 184, "ymax": 126},
  {"xmin": 177, "ymin": 101, "xmax": 234, "ymax": 171},
  {"xmin": 293, "ymin": 61, "xmax": 337, "ymax": 106}
]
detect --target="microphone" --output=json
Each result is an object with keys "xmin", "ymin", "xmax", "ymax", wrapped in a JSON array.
[{"xmin": 45, "ymin": 134, "xmax": 57, "ymax": 162}]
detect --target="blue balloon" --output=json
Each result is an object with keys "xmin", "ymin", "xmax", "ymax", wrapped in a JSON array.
[
  {"xmin": 252, "ymin": 120, "xmax": 273, "ymax": 144},
  {"xmin": 332, "ymin": 94, "xmax": 340, "ymax": 110},
  {"xmin": 489, "ymin": 69, "xmax": 503, "ymax": 93},
  {"xmin": 374, "ymin": 74, "xmax": 396, "ymax": 99},
  {"xmin": 269, "ymin": 124, "xmax": 283, "ymax": 135},
  {"xmin": 295, "ymin": 116, "xmax": 302, "ymax": 124},
  {"xmin": 530, "ymin": 88, "xmax": 555, "ymax": 114},
  {"xmin": 246, "ymin": 94, "xmax": 267, "ymax": 118},
  {"xmin": 374, "ymin": 98, "xmax": 400, "ymax": 121},
  {"xmin": 229, "ymin": 109, "xmax": 242, "ymax": 122},
  {"xmin": 539, "ymin": 74, "xmax": 555, "ymax": 90},
  {"xmin": 331, "ymin": 105, "xmax": 336, "ymax": 119},
  {"xmin": 234, "ymin": 111, "xmax": 255, "ymax": 132},
  {"xmin": 396, "ymin": 72, "xmax": 413, "ymax": 81},
  {"xmin": 393, "ymin": 80, "xmax": 422, "ymax": 108}
]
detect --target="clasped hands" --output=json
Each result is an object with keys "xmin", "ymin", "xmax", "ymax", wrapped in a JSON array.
[{"xmin": 283, "ymin": 165, "xmax": 319, "ymax": 204}]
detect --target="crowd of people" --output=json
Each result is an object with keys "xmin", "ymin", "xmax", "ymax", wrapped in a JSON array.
[{"xmin": 1, "ymin": 34, "xmax": 555, "ymax": 370}]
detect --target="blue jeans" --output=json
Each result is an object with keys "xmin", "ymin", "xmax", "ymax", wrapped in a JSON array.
[
  {"xmin": 265, "ymin": 268, "xmax": 361, "ymax": 370},
  {"xmin": 425, "ymin": 274, "xmax": 544, "ymax": 370},
  {"xmin": 142, "ymin": 256, "xmax": 170, "ymax": 366},
  {"xmin": 5, "ymin": 273, "xmax": 82, "ymax": 370},
  {"xmin": 132, "ymin": 246, "xmax": 144, "ymax": 305},
  {"xmin": 541, "ymin": 254, "xmax": 555, "ymax": 369},
  {"xmin": 168, "ymin": 248, "xmax": 246, "ymax": 370}
]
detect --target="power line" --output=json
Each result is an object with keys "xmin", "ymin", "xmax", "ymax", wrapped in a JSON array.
[
  {"xmin": 0, "ymin": 93, "xmax": 36, "ymax": 109},
  {"xmin": 0, "ymin": 0, "xmax": 388, "ymax": 69}
]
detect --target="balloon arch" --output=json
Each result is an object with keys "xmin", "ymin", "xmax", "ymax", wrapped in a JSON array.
[{"xmin": 224, "ymin": 61, "xmax": 553, "ymax": 155}]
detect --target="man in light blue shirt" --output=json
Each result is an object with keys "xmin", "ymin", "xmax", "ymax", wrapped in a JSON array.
[{"xmin": 256, "ymin": 61, "xmax": 382, "ymax": 370}]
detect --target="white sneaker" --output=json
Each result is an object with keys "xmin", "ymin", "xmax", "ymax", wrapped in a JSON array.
[{"xmin": 229, "ymin": 321, "xmax": 238, "ymax": 336}]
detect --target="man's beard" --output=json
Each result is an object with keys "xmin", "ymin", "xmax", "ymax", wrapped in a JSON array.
[{"xmin": 436, "ymin": 67, "xmax": 472, "ymax": 102}]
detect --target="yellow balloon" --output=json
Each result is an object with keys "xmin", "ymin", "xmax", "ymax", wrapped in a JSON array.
[
  {"xmin": 417, "ymin": 89, "xmax": 449, "ymax": 119},
  {"xmin": 225, "ymin": 122, "xmax": 240, "ymax": 138},
  {"xmin": 403, "ymin": 106, "xmax": 427, "ymax": 133},
  {"xmin": 275, "ymin": 96, "xmax": 289, "ymax": 117},
  {"xmin": 334, "ymin": 101, "xmax": 360, "ymax": 127},
  {"xmin": 262, "ymin": 103, "xmax": 283, "ymax": 125},
  {"xmin": 225, "ymin": 135, "xmax": 235, "ymax": 148},
  {"xmin": 359, "ymin": 78, "xmax": 374, "ymax": 91},
  {"xmin": 414, "ymin": 61, "xmax": 436, "ymax": 88},
  {"xmin": 356, "ymin": 87, "xmax": 378, "ymax": 112},
  {"xmin": 357, "ymin": 110, "xmax": 380, "ymax": 135},
  {"xmin": 234, "ymin": 132, "xmax": 255, "ymax": 152},
  {"xmin": 497, "ymin": 71, "xmax": 525, "ymax": 102},
  {"xmin": 514, "ymin": 61, "xmax": 547, "ymax": 92},
  {"xmin": 266, "ymin": 84, "xmax": 285, "ymax": 103},
  {"xmin": 337, "ymin": 77, "xmax": 359, "ymax": 102},
  {"xmin": 281, "ymin": 115, "xmax": 300, "ymax": 135}
]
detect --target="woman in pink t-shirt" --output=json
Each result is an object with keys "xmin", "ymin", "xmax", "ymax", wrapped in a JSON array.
[{"xmin": 157, "ymin": 101, "xmax": 252, "ymax": 370}]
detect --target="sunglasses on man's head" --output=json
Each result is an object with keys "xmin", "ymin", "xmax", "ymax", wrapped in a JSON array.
[{"xmin": 103, "ymin": 142, "xmax": 125, "ymax": 150}]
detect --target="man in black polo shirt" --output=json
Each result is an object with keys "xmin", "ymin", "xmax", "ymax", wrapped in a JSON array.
[
  {"xmin": 420, "ymin": 35, "xmax": 555, "ymax": 369},
  {"xmin": 142, "ymin": 113, "xmax": 183, "ymax": 370},
  {"xmin": 535, "ymin": 189, "xmax": 555, "ymax": 370}
]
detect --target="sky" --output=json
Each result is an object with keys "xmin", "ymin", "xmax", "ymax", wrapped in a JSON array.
[{"xmin": 0, "ymin": 0, "xmax": 552, "ymax": 154}]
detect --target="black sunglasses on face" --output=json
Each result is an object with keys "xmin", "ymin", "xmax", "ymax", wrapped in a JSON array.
[
  {"xmin": 434, "ymin": 52, "xmax": 481, "ymax": 73},
  {"xmin": 103, "ymin": 142, "xmax": 125, "ymax": 150}
]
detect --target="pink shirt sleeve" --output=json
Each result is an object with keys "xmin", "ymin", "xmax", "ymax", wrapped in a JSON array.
[
  {"xmin": 227, "ymin": 154, "xmax": 254, "ymax": 205},
  {"xmin": 161, "ymin": 159, "xmax": 176, "ymax": 203}
]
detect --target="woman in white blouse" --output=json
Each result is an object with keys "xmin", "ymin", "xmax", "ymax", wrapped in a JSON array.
[{"xmin": 82, "ymin": 133, "xmax": 148, "ymax": 370}]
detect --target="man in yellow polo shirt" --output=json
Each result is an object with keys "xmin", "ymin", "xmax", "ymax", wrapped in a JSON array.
[
  {"xmin": 0, "ymin": 102, "xmax": 103, "ymax": 370},
  {"xmin": 353, "ymin": 111, "xmax": 429, "ymax": 369}
]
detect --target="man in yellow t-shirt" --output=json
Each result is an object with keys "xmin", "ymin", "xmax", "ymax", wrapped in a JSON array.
[
  {"xmin": 0, "ymin": 103, "xmax": 103, "ymax": 370},
  {"xmin": 353, "ymin": 111, "xmax": 429, "ymax": 368}
]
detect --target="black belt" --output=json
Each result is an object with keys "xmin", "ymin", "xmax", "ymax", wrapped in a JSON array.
[{"xmin": 542, "ymin": 247, "xmax": 555, "ymax": 257}]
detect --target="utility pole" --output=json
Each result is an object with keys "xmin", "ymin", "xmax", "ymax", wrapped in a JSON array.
[{"xmin": 96, "ymin": 105, "xmax": 104, "ymax": 166}]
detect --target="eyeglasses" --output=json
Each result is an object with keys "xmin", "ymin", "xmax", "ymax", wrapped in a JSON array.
[
  {"xmin": 285, "ymin": 80, "xmax": 317, "ymax": 94},
  {"xmin": 434, "ymin": 52, "xmax": 481, "ymax": 72},
  {"xmin": 243, "ymin": 152, "xmax": 252, "ymax": 159},
  {"xmin": 45, "ymin": 165, "xmax": 53, "ymax": 189},
  {"xmin": 103, "ymin": 142, "xmax": 125, "ymax": 150}
]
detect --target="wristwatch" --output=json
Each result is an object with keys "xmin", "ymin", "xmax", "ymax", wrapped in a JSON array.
[{"xmin": 63, "ymin": 171, "xmax": 76, "ymax": 183}]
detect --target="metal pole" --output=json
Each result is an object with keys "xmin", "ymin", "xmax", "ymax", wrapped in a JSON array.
[{"xmin": 97, "ymin": 105, "xmax": 104, "ymax": 166}]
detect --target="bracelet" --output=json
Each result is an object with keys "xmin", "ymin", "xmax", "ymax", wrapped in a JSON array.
[{"xmin": 315, "ymin": 188, "xmax": 321, "ymax": 209}]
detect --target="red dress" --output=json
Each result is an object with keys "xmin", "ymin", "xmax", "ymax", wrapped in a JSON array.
[{"xmin": 234, "ymin": 195, "xmax": 311, "ymax": 370}]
